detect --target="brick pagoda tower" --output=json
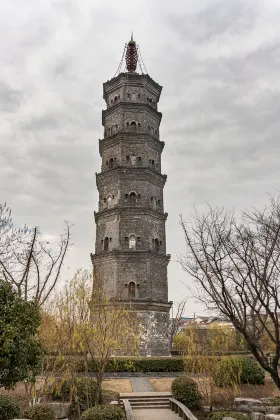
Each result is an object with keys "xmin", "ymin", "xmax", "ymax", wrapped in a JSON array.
[{"xmin": 91, "ymin": 36, "xmax": 172, "ymax": 356}]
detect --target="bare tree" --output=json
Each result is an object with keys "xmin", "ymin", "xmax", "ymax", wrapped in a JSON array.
[
  {"xmin": 0, "ymin": 203, "xmax": 72, "ymax": 306},
  {"xmin": 179, "ymin": 194, "xmax": 280, "ymax": 389},
  {"xmin": 170, "ymin": 299, "xmax": 187, "ymax": 351}
]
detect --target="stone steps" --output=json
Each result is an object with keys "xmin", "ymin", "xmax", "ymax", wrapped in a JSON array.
[{"xmin": 120, "ymin": 392, "xmax": 172, "ymax": 412}]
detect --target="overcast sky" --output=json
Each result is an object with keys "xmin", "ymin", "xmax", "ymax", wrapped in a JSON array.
[{"xmin": 1, "ymin": 0, "xmax": 280, "ymax": 316}]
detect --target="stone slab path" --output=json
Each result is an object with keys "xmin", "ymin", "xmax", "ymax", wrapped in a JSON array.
[
  {"xmin": 133, "ymin": 408, "xmax": 179, "ymax": 419},
  {"xmin": 130, "ymin": 377, "xmax": 154, "ymax": 392}
]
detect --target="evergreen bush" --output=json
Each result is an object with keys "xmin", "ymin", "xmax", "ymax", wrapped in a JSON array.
[
  {"xmin": 207, "ymin": 412, "xmax": 249, "ymax": 420},
  {"xmin": 240, "ymin": 357, "xmax": 265, "ymax": 385},
  {"xmin": 171, "ymin": 376, "xmax": 202, "ymax": 408},
  {"xmin": 0, "ymin": 395, "xmax": 20, "ymax": 420},
  {"xmin": 81, "ymin": 405, "xmax": 125, "ymax": 420},
  {"xmin": 23, "ymin": 405, "xmax": 56, "ymax": 420}
]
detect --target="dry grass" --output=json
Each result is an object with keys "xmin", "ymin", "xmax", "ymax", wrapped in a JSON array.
[
  {"xmin": 0, "ymin": 378, "xmax": 131, "ymax": 411},
  {"xmin": 150, "ymin": 377, "xmax": 174, "ymax": 392},
  {"xmin": 0, "ymin": 383, "xmax": 29, "ymax": 412},
  {"xmin": 150, "ymin": 375, "xmax": 280, "ymax": 409},
  {"xmin": 102, "ymin": 379, "xmax": 132, "ymax": 393}
]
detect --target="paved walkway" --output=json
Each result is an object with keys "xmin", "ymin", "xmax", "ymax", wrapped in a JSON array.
[
  {"xmin": 130, "ymin": 377, "xmax": 154, "ymax": 392},
  {"xmin": 133, "ymin": 408, "xmax": 179, "ymax": 419}
]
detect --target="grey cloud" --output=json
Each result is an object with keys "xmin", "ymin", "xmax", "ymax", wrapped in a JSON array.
[
  {"xmin": 0, "ymin": 82, "xmax": 24, "ymax": 111},
  {"xmin": 1, "ymin": 0, "xmax": 280, "ymax": 315}
]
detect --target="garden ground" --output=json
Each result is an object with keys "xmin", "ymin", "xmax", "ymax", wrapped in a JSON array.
[{"xmin": 1, "ymin": 375, "xmax": 280, "ymax": 412}]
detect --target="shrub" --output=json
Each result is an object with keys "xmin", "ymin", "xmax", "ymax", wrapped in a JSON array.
[
  {"xmin": 214, "ymin": 357, "xmax": 265, "ymax": 387},
  {"xmin": 23, "ymin": 405, "xmax": 55, "ymax": 420},
  {"xmin": 240, "ymin": 357, "xmax": 265, "ymax": 385},
  {"xmin": 207, "ymin": 412, "xmax": 249, "ymax": 420},
  {"xmin": 0, "ymin": 395, "xmax": 20, "ymax": 420},
  {"xmin": 171, "ymin": 376, "xmax": 202, "ymax": 408},
  {"xmin": 51, "ymin": 377, "xmax": 99, "ymax": 418},
  {"xmin": 44, "ymin": 356, "xmax": 185, "ymax": 373},
  {"xmin": 81, "ymin": 405, "xmax": 125, "ymax": 420}
]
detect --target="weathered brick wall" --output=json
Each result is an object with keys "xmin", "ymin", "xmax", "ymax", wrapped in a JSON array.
[
  {"xmin": 101, "ymin": 138, "xmax": 162, "ymax": 173},
  {"xmin": 92, "ymin": 72, "xmax": 171, "ymax": 356}
]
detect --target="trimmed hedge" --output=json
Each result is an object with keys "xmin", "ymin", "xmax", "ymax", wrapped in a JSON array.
[
  {"xmin": 171, "ymin": 376, "xmax": 202, "ymax": 409},
  {"xmin": 81, "ymin": 405, "xmax": 125, "ymax": 420},
  {"xmin": 207, "ymin": 412, "xmax": 249, "ymax": 420},
  {"xmin": 44, "ymin": 356, "xmax": 185, "ymax": 372},
  {"xmin": 0, "ymin": 395, "xmax": 20, "ymax": 420},
  {"xmin": 23, "ymin": 405, "xmax": 56, "ymax": 420}
]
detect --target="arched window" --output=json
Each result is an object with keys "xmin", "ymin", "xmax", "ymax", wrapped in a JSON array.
[
  {"xmin": 109, "ymin": 158, "xmax": 114, "ymax": 169},
  {"xmin": 128, "ymin": 281, "xmax": 136, "ymax": 298},
  {"xmin": 130, "ymin": 121, "xmax": 137, "ymax": 132},
  {"xmin": 130, "ymin": 154, "xmax": 136, "ymax": 165},
  {"xmin": 107, "ymin": 195, "xmax": 112, "ymax": 208},
  {"xmin": 104, "ymin": 237, "xmax": 109, "ymax": 251},
  {"xmin": 114, "ymin": 95, "xmax": 118, "ymax": 102},
  {"xmin": 154, "ymin": 238, "xmax": 160, "ymax": 252},
  {"xmin": 130, "ymin": 192, "xmax": 136, "ymax": 206},
  {"xmin": 129, "ymin": 235, "xmax": 136, "ymax": 249}
]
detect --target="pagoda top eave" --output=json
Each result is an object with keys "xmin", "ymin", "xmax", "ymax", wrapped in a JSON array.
[{"xmin": 103, "ymin": 72, "xmax": 162, "ymax": 101}]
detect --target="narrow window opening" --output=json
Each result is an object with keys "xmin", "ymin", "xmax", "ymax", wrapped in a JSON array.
[
  {"xmin": 155, "ymin": 238, "xmax": 160, "ymax": 252},
  {"xmin": 104, "ymin": 237, "xmax": 109, "ymax": 251},
  {"xmin": 129, "ymin": 235, "xmax": 136, "ymax": 249},
  {"xmin": 107, "ymin": 195, "xmax": 112, "ymax": 208},
  {"xmin": 130, "ymin": 192, "xmax": 136, "ymax": 206},
  {"xmin": 109, "ymin": 158, "xmax": 114, "ymax": 169},
  {"xmin": 128, "ymin": 281, "xmax": 136, "ymax": 298}
]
